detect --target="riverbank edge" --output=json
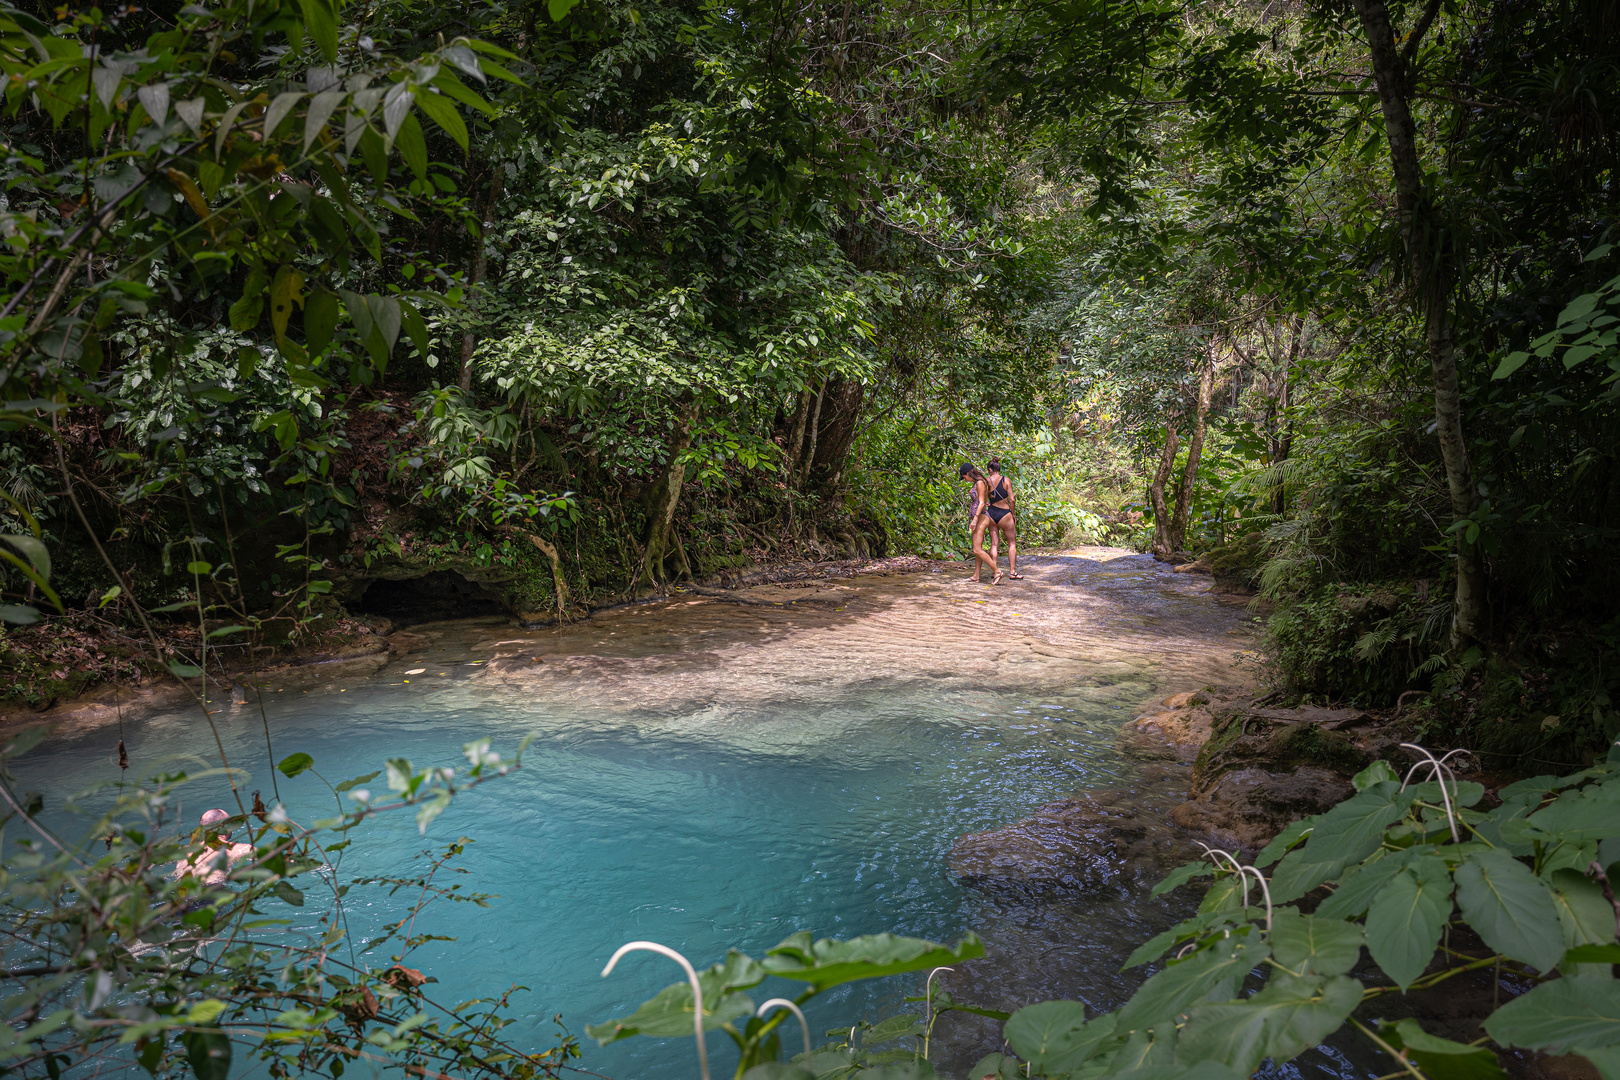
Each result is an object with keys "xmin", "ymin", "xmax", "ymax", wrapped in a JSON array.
[{"xmin": 0, "ymin": 552, "xmax": 964, "ymax": 735}]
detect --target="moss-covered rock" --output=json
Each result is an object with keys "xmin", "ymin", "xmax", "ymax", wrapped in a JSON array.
[{"xmin": 1207, "ymin": 531, "xmax": 1267, "ymax": 593}]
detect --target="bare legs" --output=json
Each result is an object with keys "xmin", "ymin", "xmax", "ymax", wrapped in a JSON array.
[
  {"xmin": 970, "ymin": 514, "xmax": 998, "ymax": 581},
  {"xmin": 996, "ymin": 516, "xmax": 1019, "ymax": 578}
]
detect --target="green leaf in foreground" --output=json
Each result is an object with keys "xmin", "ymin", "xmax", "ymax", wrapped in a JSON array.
[
  {"xmin": 181, "ymin": 1028, "xmax": 231, "ymax": 1080},
  {"xmin": 1378, "ymin": 1018, "xmax": 1509, "ymax": 1080},
  {"xmin": 1004, "ymin": 1001, "xmax": 1116, "ymax": 1075},
  {"xmin": 1152, "ymin": 861, "xmax": 1214, "ymax": 896},
  {"xmin": 1268, "ymin": 910, "xmax": 1364, "ymax": 977},
  {"xmin": 1454, "ymin": 849, "xmax": 1565, "ymax": 972},
  {"xmin": 1566, "ymin": 944, "xmax": 1620, "ymax": 964},
  {"xmin": 585, "ymin": 981, "xmax": 755, "ymax": 1045},
  {"xmin": 1365, "ymin": 856, "xmax": 1452, "ymax": 989},
  {"xmin": 760, "ymin": 931, "xmax": 984, "ymax": 990},
  {"xmin": 1177, "ymin": 973, "xmax": 1363, "ymax": 1074},
  {"xmin": 1116, "ymin": 936, "xmax": 1268, "ymax": 1031},
  {"xmin": 277, "ymin": 753, "xmax": 315, "ymax": 778},
  {"xmin": 1483, "ymin": 978, "xmax": 1620, "ymax": 1054},
  {"xmin": 1316, "ymin": 852, "xmax": 1408, "ymax": 920}
]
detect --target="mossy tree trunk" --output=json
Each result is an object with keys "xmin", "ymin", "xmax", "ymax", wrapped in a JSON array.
[
  {"xmin": 637, "ymin": 403, "xmax": 696, "ymax": 589},
  {"xmin": 1348, "ymin": 0, "xmax": 1486, "ymax": 649},
  {"xmin": 807, "ymin": 376, "xmax": 864, "ymax": 493},
  {"xmin": 1169, "ymin": 350, "xmax": 1217, "ymax": 553},
  {"xmin": 1148, "ymin": 414, "xmax": 1182, "ymax": 558}
]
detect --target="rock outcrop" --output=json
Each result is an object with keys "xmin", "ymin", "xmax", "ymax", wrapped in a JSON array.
[
  {"xmin": 948, "ymin": 772, "xmax": 1196, "ymax": 895},
  {"xmin": 1116, "ymin": 689, "xmax": 1406, "ymax": 850},
  {"xmin": 1117, "ymin": 688, "xmax": 1245, "ymax": 761}
]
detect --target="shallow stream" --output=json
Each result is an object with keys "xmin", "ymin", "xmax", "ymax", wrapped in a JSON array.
[{"xmin": 17, "ymin": 550, "xmax": 1267, "ymax": 1080}]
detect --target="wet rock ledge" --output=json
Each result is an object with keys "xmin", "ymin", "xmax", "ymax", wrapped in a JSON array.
[
  {"xmin": 948, "ymin": 769, "xmax": 1198, "ymax": 896},
  {"xmin": 950, "ymin": 689, "xmax": 1420, "ymax": 890}
]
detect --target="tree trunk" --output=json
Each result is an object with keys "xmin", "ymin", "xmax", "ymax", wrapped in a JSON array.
[
  {"xmin": 798, "ymin": 379, "xmax": 827, "ymax": 487},
  {"xmin": 1349, "ymin": 0, "xmax": 1485, "ymax": 648},
  {"xmin": 507, "ymin": 528, "xmax": 570, "ymax": 623},
  {"xmin": 1271, "ymin": 317, "xmax": 1300, "ymax": 517},
  {"xmin": 785, "ymin": 388, "xmax": 812, "ymax": 484},
  {"xmin": 1148, "ymin": 416, "xmax": 1181, "ymax": 558},
  {"xmin": 1170, "ymin": 354, "xmax": 1216, "ymax": 553},
  {"xmin": 807, "ymin": 376, "xmax": 864, "ymax": 492},
  {"xmin": 456, "ymin": 172, "xmax": 505, "ymax": 394},
  {"xmin": 638, "ymin": 406, "xmax": 695, "ymax": 589}
]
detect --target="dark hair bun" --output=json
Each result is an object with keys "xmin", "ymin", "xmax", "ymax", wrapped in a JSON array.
[{"xmin": 987, "ymin": 459, "xmax": 1002, "ymax": 471}]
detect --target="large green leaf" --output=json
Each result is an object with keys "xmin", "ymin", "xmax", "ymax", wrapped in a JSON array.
[
  {"xmin": 1109, "ymin": 1024, "xmax": 1180, "ymax": 1072},
  {"xmin": 587, "ymin": 948, "xmax": 765, "ymax": 1044},
  {"xmin": 1316, "ymin": 852, "xmax": 1408, "ymax": 920},
  {"xmin": 277, "ymin": 753, "xmax": 315, "ymax": 779},
  {"xmin": 1473, "ymin": 796, "xmax": 1539, "ymax": 856},
  {"xmin": 1365, "ymin": 856, "xmax": 1452, "ymax": 989},
  {"xmin": 1124, "ymin": 910, "xmax": 1256, "ymax": 969},
  {"xmin": 1520, "ymin": 787, "xmax": 1620, "ymax": 843},
  {"xmin": 1548, "ymin": 869, "xmax": 1616, "ymax": 976},
  {"xmin": 1268, "ymin": 910, "xmax": 1364, "ymax": 977},
  {"xmin": 1197, "ymin": 874, "xmax": 1248, "ymax": 914},
  {"xmin": 1267, "ymin": 848, "xmax": 1344, "ymax": 905},
  {"xmin": 585, "ymin": 981, "xmax": 754, "ymax": 1044},
  {"xmin": 1483, "ymin": 978, "xmax": 1620, "ymax": 1053},
  {"xmin": 1268, "ymin": 782, "xmax": 1413, "ymax": 904},
  {"xmin": 1004, "ymin": 1002, "xmax": 1116, "ymax": 1075},
  {"xmin": 1116, "ymin": 936, "xmax": 1268, "ymax": 1031},
  {"xmin": 180, "ymin": 1028, "xmax": 231, "ymax": 1080},
  {"xmin": 1496, "ymin": 775, "xmax": 1560, "ymax": 801},
  {"xmin": 1254, "ymin": 818, "xmax": 1317, "ymax": 869},
  {"xmin": 1300, "ymin": 782, "xmax": 1413, "ymax": 866},
  {"xmin": 1406, "ymin": 780, "xmax": 1486, "ymax": 808},
  {"xmin": 1177, "ymin": 974, "xmax": 1362, "ymax": 1074},
  {"xmin": 1454, "ymin": 849, "xmax": 1564, "ymax": 972},
  {"xmin": 1152, "ymin": 862, "xmax": 1214, "ymax": 897},
  {"xmin": 1379, "ymin": 1019, "xmax": 1509, "ymax": 1080},
  {"xmin": 760, "ymin": 932, "xmax": 982, "ymax": 990}
]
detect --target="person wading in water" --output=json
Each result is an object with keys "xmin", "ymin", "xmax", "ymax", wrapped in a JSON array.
[
  {"xmin": 959, "ymin": 463, "xmax": 1003, "ymax": 584},
  {"xmin": 980, "ymin": 459, "xmax": 1021, "ymax": 581}
]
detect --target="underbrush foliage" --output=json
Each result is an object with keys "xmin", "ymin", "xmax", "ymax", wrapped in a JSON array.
[{"xmin": 0, "ymin": 729, "xmax": 580, "ymax": 1080}]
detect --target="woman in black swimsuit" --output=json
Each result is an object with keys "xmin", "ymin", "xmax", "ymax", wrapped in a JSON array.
[
  {"xmin": 981, "ymin": 460, "xmax": 1021, "ymax": 580},
  {"xmin": 958, "ymin": 464, "xmax": 1000, "ymax": 583}
]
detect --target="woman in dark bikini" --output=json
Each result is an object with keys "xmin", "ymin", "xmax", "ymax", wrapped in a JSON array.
[
  {"xmin": 981, "ymin": 460, "xmax": 1021, "ymax": 581},
  {"xmin": 959, "ymin": 464, "xmax": 1000, "ymax": 583}
]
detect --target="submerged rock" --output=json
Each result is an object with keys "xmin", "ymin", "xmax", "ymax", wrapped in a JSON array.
[{"xmin": 948, "ymin": 778, "xmax": 1196, "ymax": 895}]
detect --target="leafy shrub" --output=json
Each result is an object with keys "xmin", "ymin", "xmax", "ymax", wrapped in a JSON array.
[{"xmin": 1266, "ymin": 583, "xmax": 1449, "ymax": 705}]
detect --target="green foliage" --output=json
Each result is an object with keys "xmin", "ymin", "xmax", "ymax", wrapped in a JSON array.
[{"xmin": 0, "ymin": 729, "xmax": 577, "ymax": 1080}]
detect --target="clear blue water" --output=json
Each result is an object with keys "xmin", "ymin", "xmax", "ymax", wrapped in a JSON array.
[{"xmin": 14, "ymin": 639, "xmax": 1181, "ymax": 1080}]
